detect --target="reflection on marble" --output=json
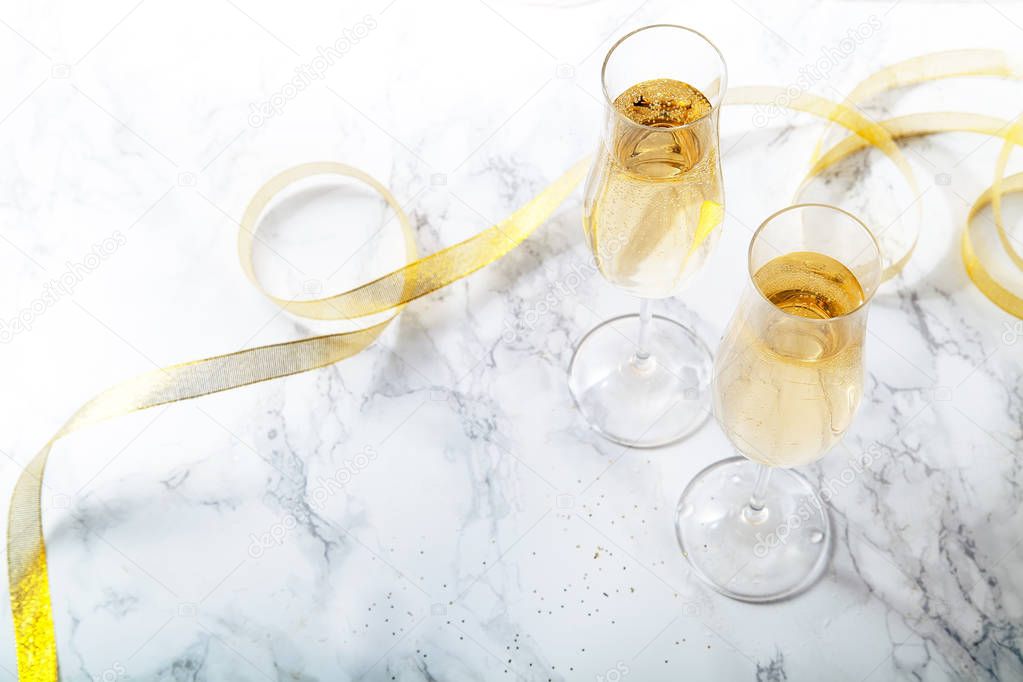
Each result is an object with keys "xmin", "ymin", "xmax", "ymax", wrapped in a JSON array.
[{"xmin": 0, "ymin": 0, "xmax": 1021, "ymax": 680}]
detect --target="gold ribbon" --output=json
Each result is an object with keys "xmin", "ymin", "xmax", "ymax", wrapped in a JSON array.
[
  {"xmin": 806, "ymin": 45, "xmax": 1023, "ymax": 316},
  {"xmin": 991, "ymin": 118, "xmax": 1023, "ymax": 271},
  {"xmin": 725, "ymin": 86, "xmax": 920, "ymax": 279},
  {"xmin": 9, "ymin": 51, "xmax": 1023, "ymax": 679},
  {"xmin": 7, "ymin": 159, "xmax": 589, "ymax": 679},
  {"xmin": 810, "ymin": 48, "xmax": 1023, "ymax": 316},
  {"xmin": 807, "ymin": 112, "xmax": 1023, "ymax": 317}
]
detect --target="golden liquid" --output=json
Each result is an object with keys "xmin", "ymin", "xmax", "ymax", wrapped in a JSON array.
[
  {"xmin": 584, "ymin": 79, "xmax": 723, "ymax": 298},
  {"xmin": 713, "ymin": 252, "xmax": 866, "ymax": 467}
]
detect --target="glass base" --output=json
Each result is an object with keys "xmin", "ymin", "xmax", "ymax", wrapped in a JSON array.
[
  {"xmin": 675, "ymin": 457, "xmax": 831, "ymax": 602},
  {"xmin": 567, "ymin": 314, "xmax": 711, "ymax": 448}
]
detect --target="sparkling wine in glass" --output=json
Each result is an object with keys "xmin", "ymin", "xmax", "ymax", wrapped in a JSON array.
[
  {"xmin": 675, "ymin": 204, "xmax": 882, "ymax": 601},
  {"xmin": 568, "ymin": 24, "xmax": 727, "ymax": 448}
]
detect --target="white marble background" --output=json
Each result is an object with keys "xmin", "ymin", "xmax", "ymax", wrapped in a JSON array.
[{"xmin": 1, "ymin": 0, "xmax": 1022, "ymax": 679}]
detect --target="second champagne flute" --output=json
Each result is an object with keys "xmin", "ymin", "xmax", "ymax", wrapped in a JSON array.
[
  {"xmin": 675, "ymin": 204, "xmax": 883, "ymax": 601},
  {"xmin": 568, "ymin": 24, "xmax": 727, "ymax": 447}
]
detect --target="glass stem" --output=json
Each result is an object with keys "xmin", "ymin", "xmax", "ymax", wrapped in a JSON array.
[
  {"xmin": 631, "ymin": 299, "xmax": 653, "ymax": 370},
  {"xmin": 744, "ymin": 463, "xmax": 772, "ymax": 524}
]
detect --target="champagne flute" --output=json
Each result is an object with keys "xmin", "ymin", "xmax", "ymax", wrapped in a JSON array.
[
  {"xmin": 568, "ymin": 24, "xmax": 727, "ymax": 447},
  {"xmin": 675, "ymin": 204, "xmax": 882, "ymax": 601}
]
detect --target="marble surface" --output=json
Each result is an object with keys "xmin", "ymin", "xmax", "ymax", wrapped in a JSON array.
[{"xmin": 1, "ymin": 0, "xmax": 1022, "ymax": 679}]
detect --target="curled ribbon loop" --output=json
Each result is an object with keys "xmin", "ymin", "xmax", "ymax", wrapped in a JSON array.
[
  {"xmin": 7, "ymin": 160, "xmax": 588, "ymax": 679},
  {"xmin": 8, "ymin": 52, "xmax": 1023, "ymax": 680},
  {"xmin": 807, "ymin": 46, "xmax": 1023, "ymax": 316},
  {"xmin": 992, "ymin": 118, "xmax": 1023, "ymax": 272},
  {"xmin": 725, "ymin": 86, "xmax": 920, "ymax": 279},
  {"xmin": 810, "ymin": 48, "xmax": 1023, "ymax": 164}
]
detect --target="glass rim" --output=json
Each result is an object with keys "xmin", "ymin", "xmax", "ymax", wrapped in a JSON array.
[
  {"xmin": 746, "ymin": 203, "xmax": 883, "ymax": 321},
  {"xmin": 600, "ymin": 23, "xmax": 728, "ymax": 132}
]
